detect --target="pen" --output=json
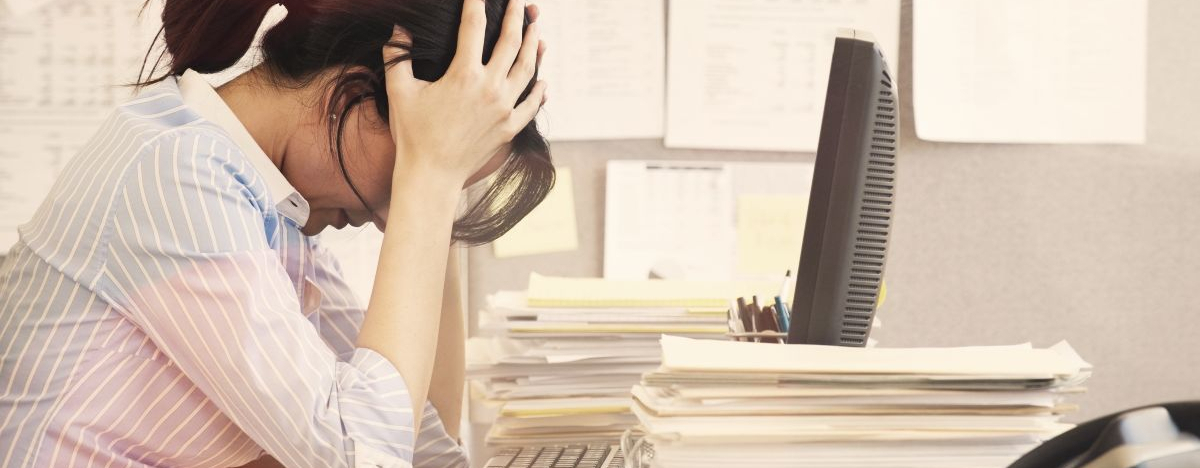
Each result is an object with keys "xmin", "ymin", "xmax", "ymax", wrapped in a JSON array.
[
  {"xmin": 737, "ymin": 297, "xmax": 754, "ymax": 341},
  {"xmin": 779, "ymin": 300, "xmax": 793, "ymax": 338},
  {"xmin": 760, "ymin": 305, "xmax": 785, "ymax": 343},
  {"xmin": 778, "ymin": 269, "xmax": 791, "ymax": 302},
  {"xmin": 774, "ymin": 295, "xmax": 790, "ymax": 334},
  {"xmin": 728, "ymin": 299, "xmax": 746, "ymax": 341},
  {"xmin": 750, "ymin": 296, "xmax": 763, "ymax": 343}
]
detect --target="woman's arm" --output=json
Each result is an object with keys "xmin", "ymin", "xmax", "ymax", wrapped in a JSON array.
[
  {"xmin": 357, "ymin": 0, "xmax": 546, "ymax": 431},
  {"xmin": 428, "ymin": 247, "xmax": 466, "ymax": 439},
  {"xmin": 357, "ymin": 172, "xmax": 459, "ymax": 428},
  {"xmin": 105, "ymin": 133, "xmax": 455, "ymax": 468}
]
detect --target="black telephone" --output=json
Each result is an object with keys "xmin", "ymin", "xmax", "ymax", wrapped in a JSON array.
[{"xmin": 1009, "ymin": 401, "xmax": 1200, "ymax": 468}]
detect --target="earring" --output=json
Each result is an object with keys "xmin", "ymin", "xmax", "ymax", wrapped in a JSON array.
[{"xmin": 330, "ymin": 114, "xmax": 338, "ymax": 121}]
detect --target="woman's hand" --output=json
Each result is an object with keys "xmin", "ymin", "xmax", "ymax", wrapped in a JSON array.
[{"xmin": 382, "ymin": 0, "xmax": 547, "ymax": 187}]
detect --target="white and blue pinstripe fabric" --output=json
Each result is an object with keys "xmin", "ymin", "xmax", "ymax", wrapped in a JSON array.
[{"xmin": 0, "ymin": 71, "xmax": 468, "ymax": 468}]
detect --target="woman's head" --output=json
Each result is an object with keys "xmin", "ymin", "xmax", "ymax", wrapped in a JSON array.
[{"xmin": 138, "ymin": 0, "xmax": 553, "ymax": 243}]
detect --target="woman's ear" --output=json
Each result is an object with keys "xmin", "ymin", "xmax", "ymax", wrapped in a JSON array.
[{"xmin": 321, "ymin": 65, "xmax": 381, "ymax": 124}]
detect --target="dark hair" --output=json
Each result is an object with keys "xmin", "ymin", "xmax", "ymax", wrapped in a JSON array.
[{"xmin": 137, "ymin": 0, "xmax": 553, "ymax": 245}]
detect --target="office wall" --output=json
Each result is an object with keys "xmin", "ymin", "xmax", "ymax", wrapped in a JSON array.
[{"xmin": 466, "ymin": 0, "xmax": 1200, "ymax": 423}]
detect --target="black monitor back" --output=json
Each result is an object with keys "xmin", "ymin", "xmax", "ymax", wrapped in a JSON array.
[{"xmin": 788, "ymin": 30, "xmax": 898, "ymax": 347}]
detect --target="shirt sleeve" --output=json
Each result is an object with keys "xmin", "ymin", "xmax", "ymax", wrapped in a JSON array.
[
  {"xmin": 98, "ymin": 131, "xmax": 463, "ymax": 468},
  {"xmin": 412, "ymin": 402, "xmax": 469, "ymax": 468},
  {"xmin": 307, "ymin": 239, "xmax": 366, "ymax": 361},
  {"xmin": 308, "ymin": 239, "xmax": 469, "ymax": 468}
]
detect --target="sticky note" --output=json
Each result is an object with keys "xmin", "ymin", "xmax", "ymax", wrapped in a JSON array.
[
  {"xmin": 493, "ymin": 168, "xmax": 580, "ymax": 258},
  {"xmin": 735, "ymin": 194, "xmax": 808, "ymax": 276}
]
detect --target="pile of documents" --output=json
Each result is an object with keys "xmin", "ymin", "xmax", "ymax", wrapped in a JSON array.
[
  {"xmin": 631, "ymin": 335, "xmax": 1091, "ymax": 468},
  {"xmin": 468, "ymin": 274, "xmax": 780, "ymax": 446}
]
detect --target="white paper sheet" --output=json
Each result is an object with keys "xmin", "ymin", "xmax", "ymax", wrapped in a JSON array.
[
  {"xmin": 665, "ymin": 0, "xmax": 900, "ymax": 152},
  {"xmin": 604, "ymin": 160, "xmax": 814, "ymax": 281},
  {"xmin": 912, "ymin": 0, "xmax": 1147, "ymax": 143},
  {"xmin": 532, "ymin": 0, "xmax": 664, "ymax": 140},
  {"xmin": 0, "ymin": 0, "xmax": 161, "ymax": 250},
  {"xmin": 659, "ymin": 335, "xmax": 1090, "ymax": 377},
  {"xmin": 604, "ymin": 160, "xmax": 735, "ymax": 280},
  {"xmin": 2, "ymin": 0, "xmax": 54, "ymax": 17}
]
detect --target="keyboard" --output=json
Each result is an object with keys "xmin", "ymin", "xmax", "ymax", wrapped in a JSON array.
[{"xmin": 483, "ymin": 443, "xmax": 623, "ymax": 468}]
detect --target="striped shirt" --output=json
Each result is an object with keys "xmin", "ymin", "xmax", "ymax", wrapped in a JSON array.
[{"xmin": 0, "ymin": 70, "xmax": 468, "ymax": 468}]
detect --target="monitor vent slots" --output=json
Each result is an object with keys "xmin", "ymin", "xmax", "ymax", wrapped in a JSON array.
[{"xmin": 842, "ymin": 60, "xmax": 896, "ymax": 346}]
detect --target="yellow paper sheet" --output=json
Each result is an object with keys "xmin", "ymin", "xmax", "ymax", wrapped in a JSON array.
[
  {"xmin": 736, "ymin": 194, "xmax": 808, "ymax": 276},
  {"xmin": 526, "ymin": 273, "xmax": 782, "ymax": 308},
  {"xmin": 493, "ymin": 168, "xmax": 580, "ymax": 258}
]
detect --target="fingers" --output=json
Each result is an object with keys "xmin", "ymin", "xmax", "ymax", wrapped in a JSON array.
[
  {"xmin": 453, "ymin": 0, "xmax": 487, "ymax": 72},
  {"xmin": 511, "ymin": 39, "xmax": 544, "ymax": 98},
  {"xmin": 506, "ymin": 21, "xmax": 540, "ymax": 94},
  {"xmin": 383, "ymin": 26, "xmax": 416, "ymax": 88},
  {"xmin": 508, "ymin": 80, "xmax": 547, "ymax": 136},
  {"xmin": 535, "ymin": 39, "xmax": 545, "ymax": 72},
  {"xmin": 526, "ymin": 2, "xmax": 539, "ymax": 22},
  {"xmin": 488, "ymin": 0, "xmax": 525, "ymax": 72}
]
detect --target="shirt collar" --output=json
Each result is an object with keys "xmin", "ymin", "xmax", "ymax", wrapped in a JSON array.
[{"xmin": 177, "ymin": 69, "xmax": 311, "ymax": 227}]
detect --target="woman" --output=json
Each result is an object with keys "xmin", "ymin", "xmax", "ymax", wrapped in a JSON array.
[{"xmin": 0, "ymin": 0, "xmax": 551, "ymax": 465}]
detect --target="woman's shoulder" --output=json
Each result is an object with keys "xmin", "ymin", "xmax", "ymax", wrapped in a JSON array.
[
  {"xmin": 17, "ymin": 84, "xmax": 269, "ymax": 289},
  {"xmin": 64, "ymin": 80, "xmax": 273, "ymax": 227},
  {"xmin": 109, "ymin": 79, "xmax": 241, "ymax": 153},
  {"xmin": 86, "ymin": 80, "xmax": 266, "ymax": 191}
]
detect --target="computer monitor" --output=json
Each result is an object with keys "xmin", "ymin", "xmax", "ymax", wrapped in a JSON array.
[{"xmin": 788, "ymin": 29, "xmax": 897, "ymax": 347}]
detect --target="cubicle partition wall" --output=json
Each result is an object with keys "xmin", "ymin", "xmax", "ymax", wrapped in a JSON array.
[{"xmin": 466, "ymin": 0, "xmax": 1200, "ymax": 426}]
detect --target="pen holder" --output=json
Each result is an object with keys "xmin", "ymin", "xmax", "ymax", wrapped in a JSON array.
[{"xmin": 727, "ymin": 295, "xmax": 790, "ymax": 343}]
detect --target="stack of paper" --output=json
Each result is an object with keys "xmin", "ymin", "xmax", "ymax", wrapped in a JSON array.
[
  {"xmin": 468, "ymin": 274, "xmax": 780, "ymax": 446},
  {"xmin": 631, "ymin": 336, "xmax": 1091, "ymax": 468}
]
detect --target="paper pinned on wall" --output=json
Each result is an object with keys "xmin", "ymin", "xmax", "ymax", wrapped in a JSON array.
[
  {"xmin": 2, "ymin": 0, "xmax": 54, "ymax": 17},
  {"xmin": 665, "ymin": 0, "xmax": 900, "ymax": 152},
  {"xmin": 736, "ymin": 195, "xmax": 808, "ymax": 276},
  {"xmin": 604, "ymin": 161, "xmax": 737, "ymax": 280},
  {"xmin": 912, "ymin": 0, "xmax": 1147, "ymax": 144},
  {"xmin": 493, "ymin": 168, "xmax": 579, "ymax": 259},
  {"xmin": 532, "ymin": 0, "xmax": 664, "ymax": 141},
  {"xmin": 0, "ymin": 0, "xmax": 161, "ymax": 251},
  {"xmin": 604, "ymin": 160, "xmax": 814, "ymax": 282}
]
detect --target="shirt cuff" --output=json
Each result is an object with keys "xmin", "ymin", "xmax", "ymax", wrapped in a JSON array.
[
  {"xmin": 354, "ymin": 441, "xmax": 413, "ymax": 468},
  {"xmin": 347, "ymin": 347, "xmax": 406, "ymax": 389},
  {"xmin": 340, "ymin": 347, "xmax": 418, "ymax": 462}
]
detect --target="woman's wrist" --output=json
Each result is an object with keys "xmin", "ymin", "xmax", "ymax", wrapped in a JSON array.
[
  {"xmin": 392, "ymin": 149, "xmax": 473, "ymax": 190},
  {"xmin": 391, "ymin": 160, "xmax": 465, "ymax": 207}
]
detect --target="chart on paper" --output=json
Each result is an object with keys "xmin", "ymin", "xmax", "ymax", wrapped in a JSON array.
[
  {"xmin": 0, "ymin": 0, "xmax": 160, "ymax": 250},
  {"xmin": 604, "ymin": 160, "xmax": 815, "ymax": 282},
  {"xmin": 532, "ymin": 0, "xmax": 665, "ymax": 141},
  {"xmin": 665, "ymin": 0, "xmax": 900, "ymax": 152}
]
